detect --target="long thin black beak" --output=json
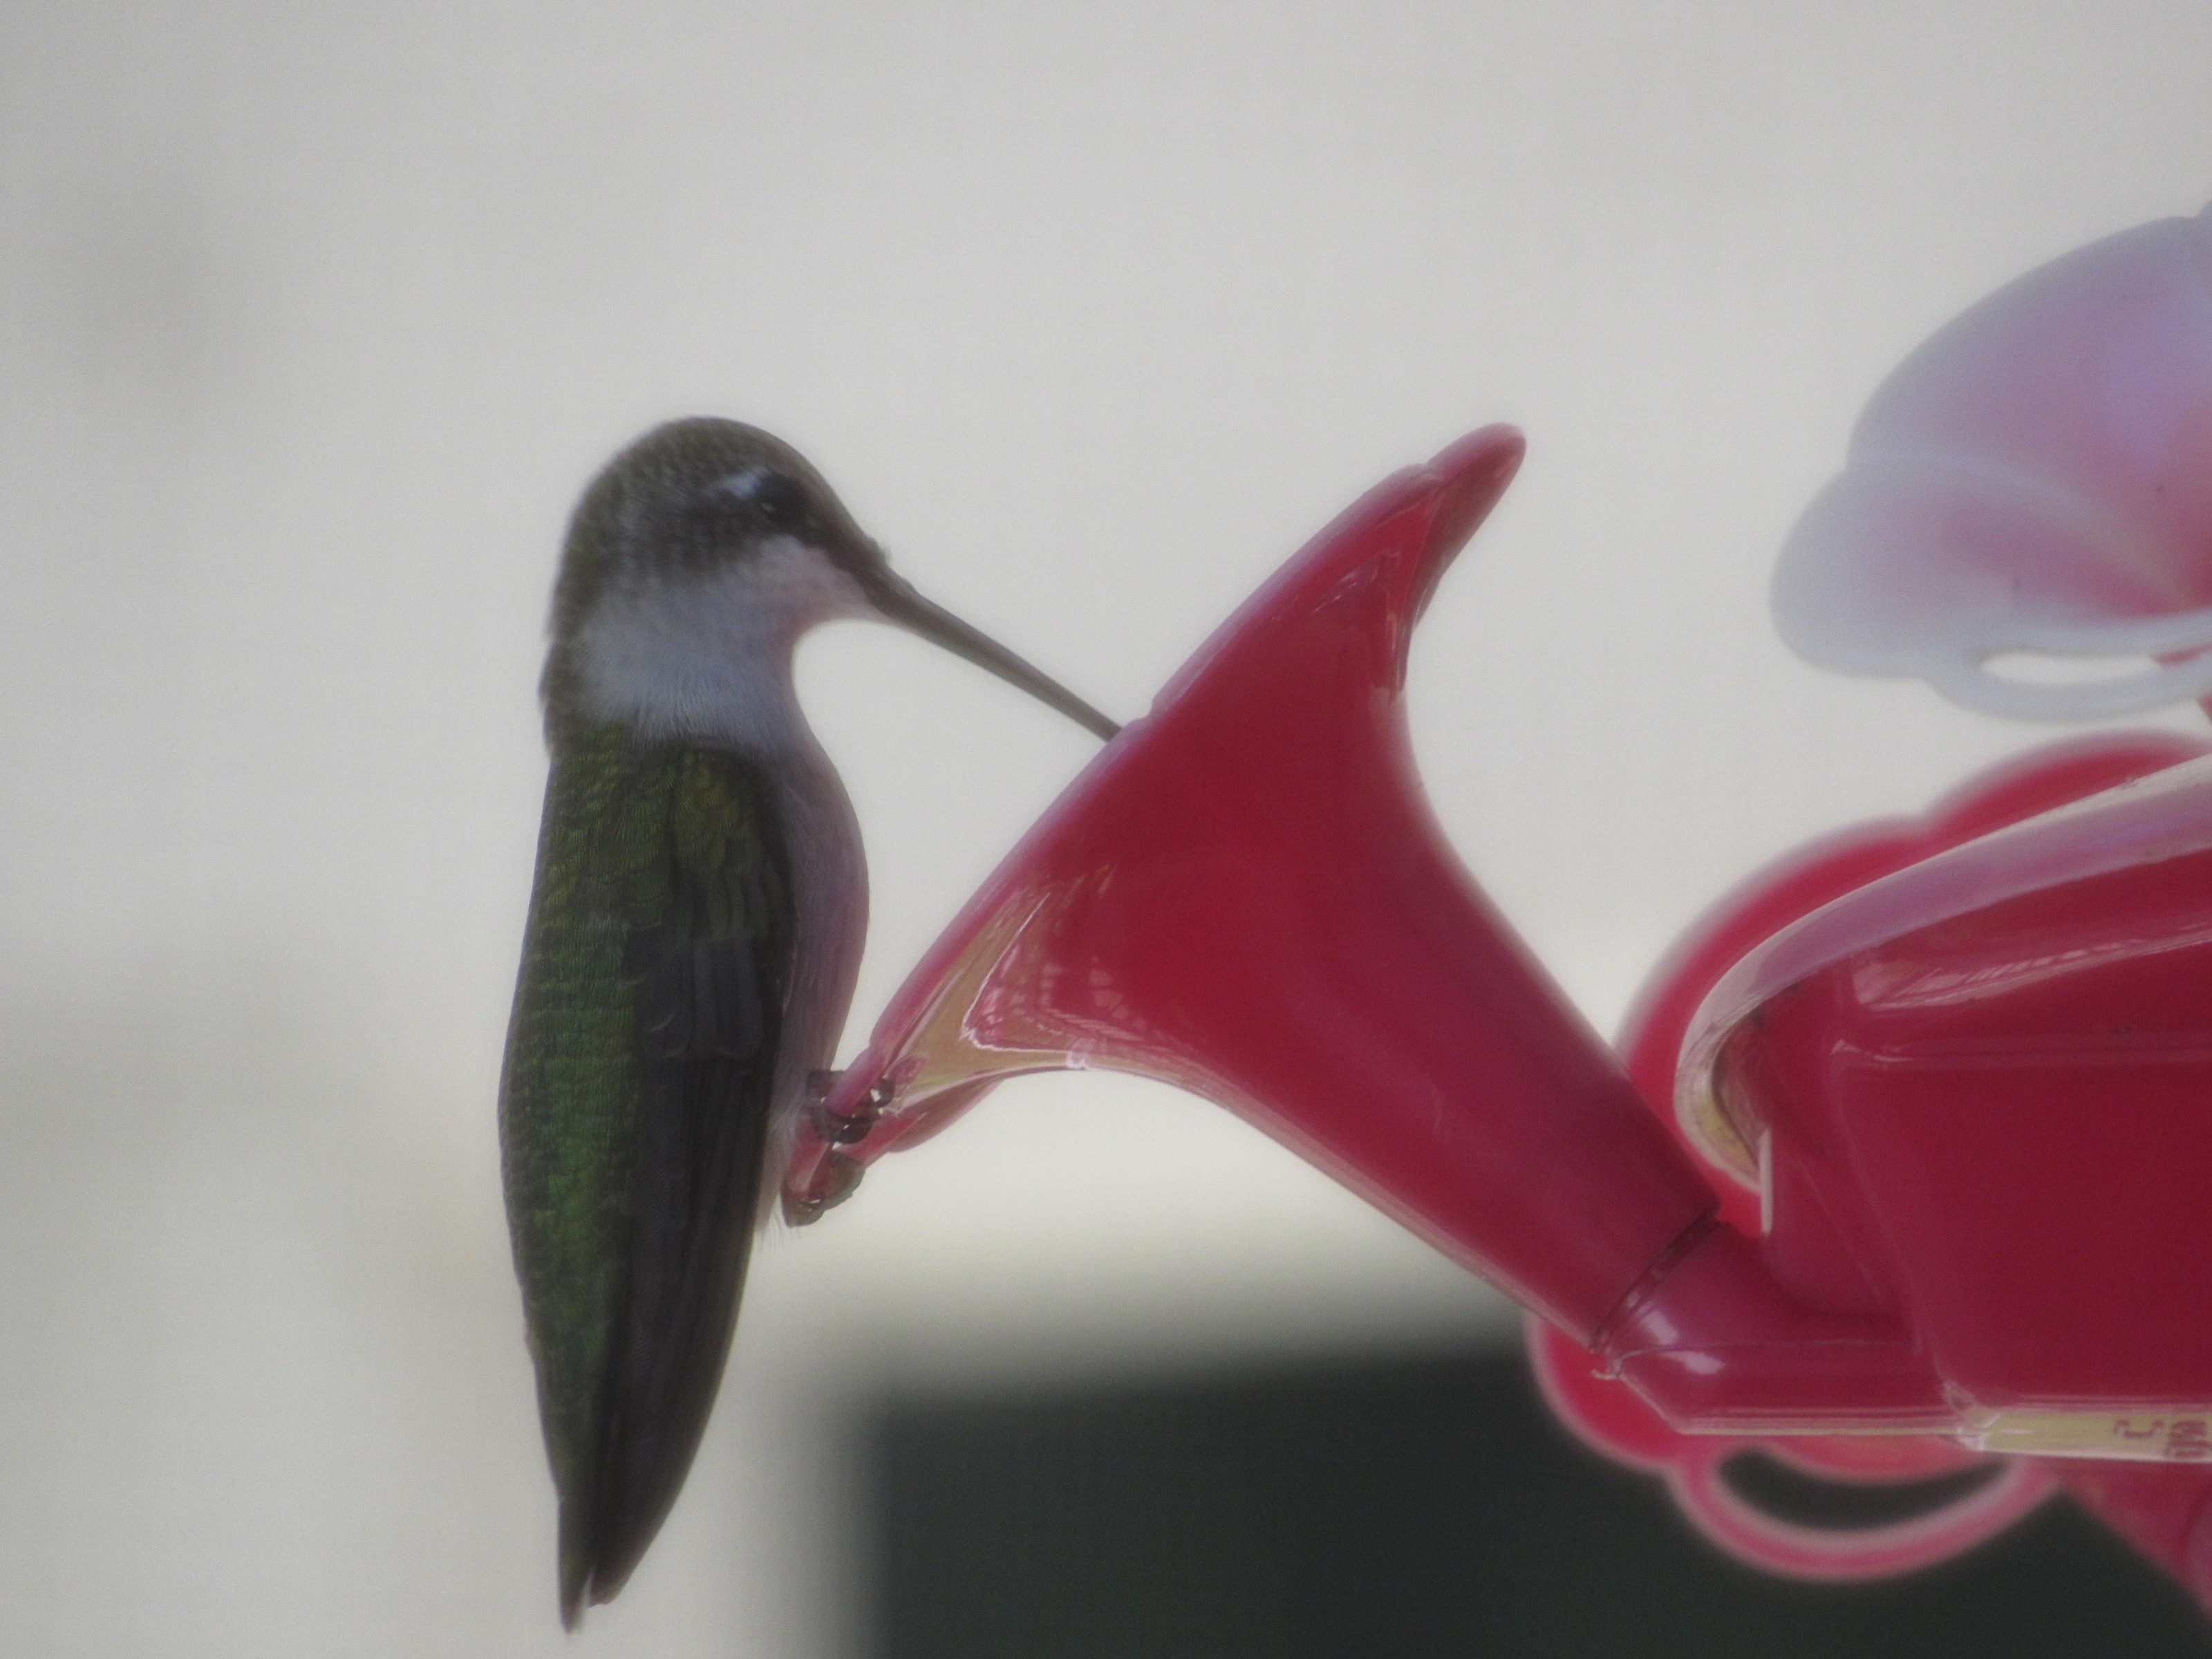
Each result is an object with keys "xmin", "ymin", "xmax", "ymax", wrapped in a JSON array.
[{"xmin": 865, "ymin": 570, "xmax": 1121, "ymax": 741}]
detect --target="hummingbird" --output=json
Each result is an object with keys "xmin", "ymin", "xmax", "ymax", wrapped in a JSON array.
[{"xmin": 499, "ymin": 418, "xmax": 1118, "ymax": 1626}]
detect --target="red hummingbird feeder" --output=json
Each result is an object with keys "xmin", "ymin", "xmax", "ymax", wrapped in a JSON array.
[{"xmin": 787, "ymin": 204, "xmax": 2212, "ymax": 1616}]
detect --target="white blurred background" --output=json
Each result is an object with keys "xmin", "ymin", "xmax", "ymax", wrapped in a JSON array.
[{"xmin": 3, "ymin": 3, "xmax": 2211, "ymax": 1653}]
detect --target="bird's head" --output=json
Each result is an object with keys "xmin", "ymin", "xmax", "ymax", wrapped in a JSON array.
[{"xmin": 545, "ymin": 418, "xmax": 1118, "ymax": 745}]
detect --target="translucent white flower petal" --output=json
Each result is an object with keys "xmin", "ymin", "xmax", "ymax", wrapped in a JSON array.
[{"xmin": 1774, "ymin": 205, "xmax": 2212, "ymax": 719}]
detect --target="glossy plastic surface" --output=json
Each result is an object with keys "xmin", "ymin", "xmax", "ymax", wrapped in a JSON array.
[
  {"xmin": 1683, "ymin": 742, "xmax": 2212, "ymax": 1450},
  {"xmin": 1533, "ymin": 1324, "xmax": 2059, "ymax": 1582},
  {"xmin": 1537, "ymin": 732, "xmax": 2205, "ymax": 1581},
  {"xmin": 789, "ymin": 424, "xmax": 2212, "ymax": 1611},
  {"xmin": 788, "ymin": 427, "xmax": 1722, "ymax": 1341}
]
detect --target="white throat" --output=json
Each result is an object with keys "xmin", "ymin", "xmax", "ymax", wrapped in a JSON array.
[{"xmin": 572, "ymin": 538, "xmax": 871, "ymax": 749}]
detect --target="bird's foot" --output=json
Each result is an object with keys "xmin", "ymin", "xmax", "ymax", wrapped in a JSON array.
[
  {"xmin": 805, "ymin": 1069, "xmax": 890, "ymax": 1147},
  {"xmin": 781, "ymin": 1150, "xmax": 863, "ymax": 1226}
]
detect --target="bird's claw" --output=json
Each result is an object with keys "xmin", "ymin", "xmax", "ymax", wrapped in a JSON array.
[
  {"xmin": 805, "ymin": 1070, "xmax": 892, "ymax": 1147},
  {"xmin": 785, "ymin": 1072, "xmax": 901, "ymax": 1224},
  {"xmin": 782, "ymin": 1150, "xmax": 864, "ymax": 1226}
]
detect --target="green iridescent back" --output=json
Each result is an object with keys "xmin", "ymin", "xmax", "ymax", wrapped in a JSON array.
[{"xmin": 498, "ymin": 722, "xmax": 793, "ymax": 1619}]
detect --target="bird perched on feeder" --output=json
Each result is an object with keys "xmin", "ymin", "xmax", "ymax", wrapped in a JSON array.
[{"xmin": 498, "ymin": 418, "xmax": 1118, "ymax": 1625}]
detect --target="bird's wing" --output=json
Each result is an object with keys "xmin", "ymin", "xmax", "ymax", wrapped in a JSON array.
[{"xmin": 499, "ymin": 735, "xmax": 794, "ymax": 1626}]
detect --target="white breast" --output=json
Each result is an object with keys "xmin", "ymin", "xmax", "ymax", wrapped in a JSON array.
[{"xmin": 571, "ymin": 538, "xmax": 872, "ymax": 749}]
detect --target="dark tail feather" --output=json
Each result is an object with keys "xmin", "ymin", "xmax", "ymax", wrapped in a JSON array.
[
  {"xmin": 564, "ymin": 1047, "xmax": 772, "ymax": 1624},
  {"xmin": 558, "ymin": 1510, "xmax": 594, "ymax": 1630}
]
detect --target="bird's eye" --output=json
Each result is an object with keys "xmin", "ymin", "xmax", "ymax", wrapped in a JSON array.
[
  {"xmin": 712, "ymin": 467, "xmax": 810, "ymax": 536},
  {"xmin": 749, "ymin": 474, "xmax": 807, "ymax": 532}
]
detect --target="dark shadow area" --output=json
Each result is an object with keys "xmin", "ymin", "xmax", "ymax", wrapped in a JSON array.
[
  {"xmin": 1718, "ymin": 1449, "xmax": 2001, "ymax": 1530},
  {"xmin": 865, "ymin": 1347, "xmax": 2212, "ymax": 1659}
]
